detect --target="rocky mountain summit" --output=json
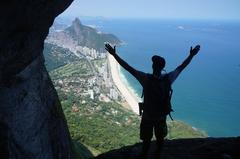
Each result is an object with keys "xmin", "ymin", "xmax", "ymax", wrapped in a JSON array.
[{"xmin": 96, "ymin": 137, "xmax": 240, "ymax": 159}]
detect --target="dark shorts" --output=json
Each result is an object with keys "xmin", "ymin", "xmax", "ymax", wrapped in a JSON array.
[{"xmin": 140, "ymin": 117, "xmax": 167, "ymax": 141}]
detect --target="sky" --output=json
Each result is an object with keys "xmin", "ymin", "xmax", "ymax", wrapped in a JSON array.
[{"xmin": 61, "ymin": 0, "xmax": 240, "ymax": 20}]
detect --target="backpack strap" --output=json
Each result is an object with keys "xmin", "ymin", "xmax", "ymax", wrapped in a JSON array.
[
  {"xmin": 167, "ymin": 75, "xmax": 174, "ymax": 121},
  {"xmin": 138, "ymin": 74, "xmax": 150, "ymax": 116},
  {"xmin": 141, "ymin": 89, "xmax": 144, "ymax": 98},
  {"xmin": 169, "ymin": 113, "xmax": 174, "ymax": 121},
  {"xmin": 140, "ymin": 73, "xmax": 152, "ymax": 99}
]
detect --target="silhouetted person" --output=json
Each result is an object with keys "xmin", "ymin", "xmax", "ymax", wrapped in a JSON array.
[{"xmin": 105, "ymin": 43, "xmax": 200, "ymax": 159}]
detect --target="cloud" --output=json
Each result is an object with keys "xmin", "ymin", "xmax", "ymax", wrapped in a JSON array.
[{"xmin": 177, "ymin": 26, "xmax": 185, "ymax": 30}]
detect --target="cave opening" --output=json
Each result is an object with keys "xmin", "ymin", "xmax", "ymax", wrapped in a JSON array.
[{"xmin": 43, "ymin": 0, "xmax": 240, "ymax": 157}]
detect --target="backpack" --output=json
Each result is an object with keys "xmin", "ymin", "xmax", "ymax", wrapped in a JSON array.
[{"xmin": 139, "ymin": 74, "xmax": 174, "ymax": 120}]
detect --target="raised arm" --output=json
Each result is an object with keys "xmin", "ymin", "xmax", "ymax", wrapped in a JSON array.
[
  {"xmin": 105, "ymin": 43, "xmax": 139, "ymax": 77},
  {"xmin": 176, "ymin": 45, "xmax": 200, "ymax": 73}
]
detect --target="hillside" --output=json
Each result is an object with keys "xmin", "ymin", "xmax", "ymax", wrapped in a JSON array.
[
  {"xmin": 46, "ymin": 18, "xmax": 121, "ymax": 53},
  {"xmin": 44, "ymin": 43, "xmax": 79, "ymax": 71},
  {"xmin": 66, "ymin": 18, "xmax": 121, "ymax": 52}
]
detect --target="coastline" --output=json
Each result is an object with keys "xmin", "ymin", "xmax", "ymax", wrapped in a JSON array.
[{"xmin": 107, "ymin": 54, "xmax": 140, "ymax": 114}]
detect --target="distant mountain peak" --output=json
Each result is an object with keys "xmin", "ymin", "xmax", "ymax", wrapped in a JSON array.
[
  {"xmin": 72, "ymin": 17, "xmax": 82, "ymax": 26},
  {"xmin": 72, "ymin": 18, "xmax": 83, "ymax": 36}
]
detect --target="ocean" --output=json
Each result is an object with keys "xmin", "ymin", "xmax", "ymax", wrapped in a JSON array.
[{"xmin": 82, "ymin": 18, "xmax": 240, "ymax": 137}]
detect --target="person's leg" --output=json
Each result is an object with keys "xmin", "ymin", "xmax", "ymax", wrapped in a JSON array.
[
  {"xmin": 155, "ymin": 137, "xmax": 164, "ymax": 159},
  {"xmin": 140, "ymin": 140, "xmax": 151, "ymax": 159},
  {"xmin": 154, "ymin": 119, "xmax": 167, "ymax": 159},
  {"xmin": 139, "ymin": 119, "xmax": 153, "ymax": 159}
]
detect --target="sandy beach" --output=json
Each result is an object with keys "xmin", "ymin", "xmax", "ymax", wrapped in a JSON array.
[{"xmin": 107, "ymin": 54, "xmax": 139, "ymax": 114}]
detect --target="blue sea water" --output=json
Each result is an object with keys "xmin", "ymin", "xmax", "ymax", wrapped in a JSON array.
[{"xmin": 83, "ymin": 18, "xmax": 240, "ymax": 137}]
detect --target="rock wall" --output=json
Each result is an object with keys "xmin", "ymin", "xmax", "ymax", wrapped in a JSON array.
[{"xmin": 0, "ymin": 1, "xmax": 74, "ymax": 158}]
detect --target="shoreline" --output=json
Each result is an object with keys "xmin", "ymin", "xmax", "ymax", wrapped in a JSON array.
[{"xmin": 107, "ymin": 54, "xmax": 140, "ymax": 114}]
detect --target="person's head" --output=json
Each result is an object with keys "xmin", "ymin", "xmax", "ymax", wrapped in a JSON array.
[{"xmin": 152, "ymin": 55, "xmax": 165, "ymax": 75}]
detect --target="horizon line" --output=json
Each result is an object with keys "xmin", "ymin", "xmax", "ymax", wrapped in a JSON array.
[{"xmin": 58, "ymin": 15, "xmax": 240, "ymax": 22}]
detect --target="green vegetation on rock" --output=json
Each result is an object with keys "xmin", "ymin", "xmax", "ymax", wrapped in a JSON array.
[
  {"xmin": 167, "ymin": 120, "xmax": 207, "ymax": 139},
  {"xmin": 56, "ymin": 87, "xmax": 207, "ymax": 154},
  {"xmin": 60, "ymin": 91, "xmax": 140, "ymax": 153},
  {"xmin": 50, "ymin": 61, "xmax": 93, "ymax": 80},
  {"xmin": 43, "ymin": 43, "xmax": 78, "ymax": 71}
]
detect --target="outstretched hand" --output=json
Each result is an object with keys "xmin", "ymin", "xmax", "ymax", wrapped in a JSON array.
[
  {"xmin": 105, "ymin": 43, "xmax": 116, "ymax": 55},
  {"xmin": 190, "ymin": 45, "xmax": 201, "ymax": 56}
]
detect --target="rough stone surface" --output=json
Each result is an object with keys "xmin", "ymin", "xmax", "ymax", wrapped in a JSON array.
[
  {"xmin": 0, "ymin": 1, "xmax": 74, "ymax": 159},
  {"xmin": 95, "ymin": 137, "xmax": 240, "ymax": 159}
]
